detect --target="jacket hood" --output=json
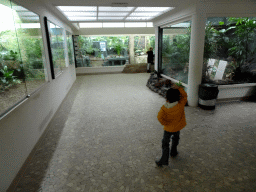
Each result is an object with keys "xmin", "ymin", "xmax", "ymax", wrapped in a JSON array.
[{"xmin": 164, "ymin": 101, "xmax": 178, "ymax": 109}]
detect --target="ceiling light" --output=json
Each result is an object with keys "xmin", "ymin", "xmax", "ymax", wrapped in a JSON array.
[
  {"xmin": 99, "ymin": 7, "xmax": 134, "ymax": 12},
  {"xmin": 126, "ymin": 17, "xmax": 152, "ymax": 21},
  {"xmin": 64, "ymin": 12, "xmax": 96, "ymax": 17},
  {"xmin": 68, "ymin": 17, "xmax": 96, "ymax": 21},
  {"xmin": 98, "ymin": 12, "xmax": 129, "ymax": 16},
  {"xmin": 98, "ymin": 17, "xmax": 124, "ymax": 20},
  {"xmin": 135, "ymin": 7, "xmax": 173, "ymax": 12},
  {"xmin": 57, "ymin": 6, "xmax": 97, "ymax": 12},
  {"xmin": 129, "ymin": 12, "xmax": 160, "ymax": 17}
]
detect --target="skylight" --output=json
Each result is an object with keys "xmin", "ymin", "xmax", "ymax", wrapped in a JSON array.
[{"xmin": 57, "ymin": 6, "xmax": 174, "ymax": 22}]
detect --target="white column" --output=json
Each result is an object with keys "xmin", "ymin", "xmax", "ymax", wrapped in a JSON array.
[
  {"xmin": 187, "ymin": 12, "xmax": 206, "ymax": 107},
  {"xmin": 129, "ymin": 35, "xmax": 135, "ymax": 64},
  {"xmin": 154, "ymin": 27, "xmax": 159, "ymax": 71}
]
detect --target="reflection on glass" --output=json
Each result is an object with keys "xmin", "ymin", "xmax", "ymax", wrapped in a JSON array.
[
  {"xmin": 12, "ymin": 2, "xmax": 47, "ymax": 94},
  {"xmin": 66, "ymin": 31, "xmax": 75, "ymax": 65},
  {"xmin": 203, "ymin": 17, "xmax": 256, "ymax": 84},
  {"xmin": 161, "ymin": 21, "xmax": 191, "ymax": 84},
  {"xmin": 0, "ymin": 0, "xmax": 46, "ymax": 115},
  {"xmin": 48, "ymin": 22, "xmax": 66, "ymax": 75}
]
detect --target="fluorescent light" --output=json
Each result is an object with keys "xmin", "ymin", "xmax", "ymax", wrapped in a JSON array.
[
  {"xmin": 98, "ymin": 12, "xmax": 129, "ymax": 16},
  {"xmin": 147, "ymin": 22, "xmax": 153, "ymax": 27},
  {"xmin": 135, "ymin": 7, "xmax": 172, "ymax": 12},
  {"xmin": 57, "ymin": 6, "xmax": 97, "ymax": 11},
  {"xmin": 98, "ymin": 17, "xmax": 124, "ymax": 20},
  {"xmin": 126, "ymin": 17, "xmax": 152, "ymax": 21},
  {"xmin": 125, "ymin": 22, "xmax": 147, "ymax": 27},
  {"xmin": 79, "ymin": 23, "xmax": 102, "ymax": 28},
  {"xmin": 99, "ymin": 7, "xmax": 134, "ymax": 12},
  {"xmin": 129, "ymin": 12, "xmax": 160, "ymax": 17},
  {"xmin": 68, "ymin": 17, "xmax": 96, "ymax": 21},
  {"xmin": 102, "ymin": 22, "xmax": 125, "ymax": 28},
  {"xmin": 64, "ymin": 12, "xmax": 96, "ymax": 17}
]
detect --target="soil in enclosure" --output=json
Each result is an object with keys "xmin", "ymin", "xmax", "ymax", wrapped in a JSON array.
[{"xmin": 0, "ymin": 79, "xmax": 46, "ymax": 115}]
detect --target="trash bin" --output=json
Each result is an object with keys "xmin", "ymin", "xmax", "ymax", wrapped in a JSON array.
[{"xmin": 198, "ymin": 84, "xmax": 219, "ymax": 110}]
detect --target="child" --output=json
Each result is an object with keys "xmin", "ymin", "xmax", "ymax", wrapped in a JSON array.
[{"xmin": 155, "ymin": 85, "xmax": 187, "ymax": 167}]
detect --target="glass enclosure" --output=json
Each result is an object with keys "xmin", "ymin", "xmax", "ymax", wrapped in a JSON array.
[
  {"xmin": 0, "ymin": 0, "xmax": 47, "ymax": 116},
  {"xmin": 76, "ymin": 35, "xmax": 155, "ymax": 67},
  {"xmin": 47, "ymin": 22, "xmax": 66, "ymax": 76},
  {"xmin": 66, "ymin": 31, "xmax": 75, "ymax": 65},
  {"xmin": 161, "ymin": 21, "xmax": 191, "ymax": 84},
  {"xmin": 203, "ymin": 17, "xmax": 256, "ymax": 84}
]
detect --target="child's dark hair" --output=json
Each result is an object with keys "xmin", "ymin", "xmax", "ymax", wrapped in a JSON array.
[{"xmin": 166, "ymin": 88, "xmax": 180, "ymax": 103}]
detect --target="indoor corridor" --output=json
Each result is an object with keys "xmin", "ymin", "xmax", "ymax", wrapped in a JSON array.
[{"xmin": 10, "ymin": 73, "xmax": 256, "ymax": 192}]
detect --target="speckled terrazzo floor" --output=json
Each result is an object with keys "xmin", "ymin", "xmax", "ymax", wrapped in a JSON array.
[{"xmin": 13, "ymin": 73, "xmax": 256, "ymax": 192}]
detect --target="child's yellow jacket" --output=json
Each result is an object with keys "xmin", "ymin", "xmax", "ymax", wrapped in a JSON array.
[{"xmin": 157, "ymin": 87, "xmax": 187, "ymax": 132}]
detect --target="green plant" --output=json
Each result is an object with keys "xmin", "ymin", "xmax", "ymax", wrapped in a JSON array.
[
  {"xmin": 227, "ymin": 17, "xmax": 256, "ymax": 69},
  {"xmin": 175, "ymin": 80, "xmax": 184, "ymax": 88},
  {"xmin": 97, "ymin": 52, "xmax": 102, "ymax": 58},
  {"xmin": 115, "ymin": 44, "xmax": 122, "ymax": 56},
  {"xmin": 0, "ymin": 65, "xmax": 21, "ymax": 91},
  {"xmin": 3, "ymin": 50, "xmax": 19, "ymax": 61}
]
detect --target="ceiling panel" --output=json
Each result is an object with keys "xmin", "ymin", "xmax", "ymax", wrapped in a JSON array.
[
  {"xmin": 98, "ymin": 12, "xmax": 129, "ymax": 16},
  {"xmin": 98, "ymin": 7, "xmax": 134, "ymax": 11},
  {"xmin": 98, "ymin": 17, "xmax": 124, "ymax": 20},
  {"xmin": 57, "ymin": 6, "xmax": 174, "ymax": 22}
]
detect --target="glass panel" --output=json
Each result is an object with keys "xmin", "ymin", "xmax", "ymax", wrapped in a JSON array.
[
  {"xmin": 66, "ymin": 31, "xmax": 75, "ymax": 65},
  {"xmin": 134, "ymin": 35, "xmax": 156, "ymax": 64},
  {"xmin": 12, "ymin": 2, "xmax": 47, "ymax": 94},
  {"xmin": 0, "ymin": 0, "xmax": 26, "ymax": 115},
  {"xmin": 77, "ymin": 36, "xmax": 129, "ymax": 67},
  {"xmin": 203, "ymin": 17, "xmax": 256, "ymax": 84},
  {"xmin": 0, "ymin": 0, "xmax": 47, "ymax": 116},
  {"xmin": 48, "ymin": 22, "xmax": 66, "ymax": 75},
  {"xmin": 161, "ymin": 21, "xmax": 191, "ymax": 84}
]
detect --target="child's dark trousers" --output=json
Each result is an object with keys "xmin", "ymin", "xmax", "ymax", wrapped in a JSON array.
[{"xmin": 159, "ymin": 130, "xmax": 180, "ymax": 164}]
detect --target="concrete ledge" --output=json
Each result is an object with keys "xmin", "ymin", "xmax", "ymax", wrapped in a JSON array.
[{"xmin": 76, "ymin": 66, "xmax": 125, "ymax": 75}]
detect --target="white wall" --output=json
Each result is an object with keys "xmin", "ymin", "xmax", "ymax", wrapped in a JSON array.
[
  {"xmin": 77, "ymin": 27, "xmax": 155, "ymax": 36},
  {"xmin": 76, "ymin": 66, "xmax": 125, "ymax": 75},
  {"xmin": 0, "ymin": 1, "xmax": 77, "ymax": 191}
]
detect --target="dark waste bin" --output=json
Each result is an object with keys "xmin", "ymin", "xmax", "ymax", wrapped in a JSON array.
[{"xmin": 198, "ymin": 84, "xmax": 219, "ymax": 110}]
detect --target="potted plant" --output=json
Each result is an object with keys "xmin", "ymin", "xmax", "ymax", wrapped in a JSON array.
[{"xmin": 115, "ymin": 44, "xmax": 122, "ymax": 57}]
